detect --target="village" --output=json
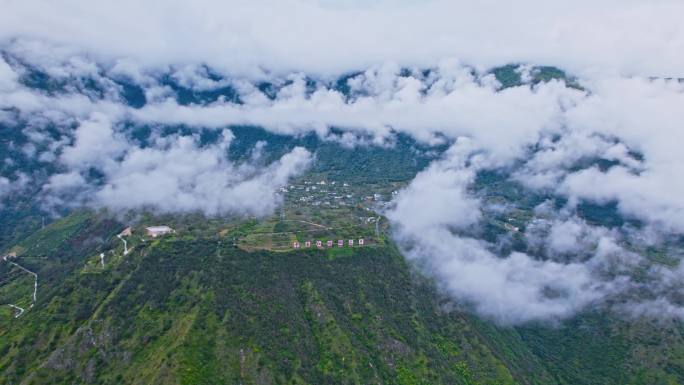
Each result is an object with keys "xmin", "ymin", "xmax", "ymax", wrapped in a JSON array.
[
  {"xmin": 280, "ymin": 176, "xmax": 399, "ymax": 227},
  {"xmin": 282, "ymin": 177, "xmax": 399, "ymax": 209}
]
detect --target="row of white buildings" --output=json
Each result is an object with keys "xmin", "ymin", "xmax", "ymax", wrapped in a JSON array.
[{"xmin": 293, "ymin": 238, "xmax": 364, "ymax": 249}]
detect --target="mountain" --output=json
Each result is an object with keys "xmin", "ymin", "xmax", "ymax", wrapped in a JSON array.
[
  {"xmin": 2, "ymin": 60, "xmax": 684, "ymax": 385},
  {"xmin": 1, "ymin": 210, "xmax": 684, "ymax": 385}
]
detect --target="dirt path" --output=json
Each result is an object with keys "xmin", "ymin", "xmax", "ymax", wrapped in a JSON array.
[{"xmin": 282, "ymin": 219, "xmax": 332, "ymax": 230}]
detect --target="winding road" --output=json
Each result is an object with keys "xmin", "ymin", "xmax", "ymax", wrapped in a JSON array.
[
  {"xmin": 3, "ymin": 254, "xmax": 38, "ymax": 316},
  {"xmin": 117, "ymin": 234, "xmax": 129, "ymax": 255},
  {"xmin": 8, "ymin": 304, "xmax": 24, "ymax": 318}
]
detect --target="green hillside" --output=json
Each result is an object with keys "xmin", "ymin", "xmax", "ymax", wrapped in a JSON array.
[{"xmin": 2, "ymin": 211, "xmax": 684, "ymax": 384}]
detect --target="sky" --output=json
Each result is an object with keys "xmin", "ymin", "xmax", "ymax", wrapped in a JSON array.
[{"xmin": 1, "ymin": 0, "xmax": 683, "ymax": 325}]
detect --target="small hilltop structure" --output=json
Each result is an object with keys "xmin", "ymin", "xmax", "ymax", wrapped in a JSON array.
[
  {"xmin": 145, "ymin": 226, "xmax": 175, "ymax": 238},
  {"xmin": 118, "ymin": 227, "xmax": 132, "ymax": 237}
]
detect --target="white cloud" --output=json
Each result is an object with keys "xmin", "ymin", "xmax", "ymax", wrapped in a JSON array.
[
  {"xmin": 386, "ymin": 140, "xmax": 617, "ymax": 324},
  {"xmin": 45, "ymin": 126, "xmax": 312, "ymax": 216},
  {"xmin": 0, "ymin": 173, "xmax": 31, "ymax": 207},
  {"xmin": 128, "ymin": 63, "xmax": 581, "ymax": 165},
  {"xmin": 556, "ymin": 77, "xmax": 684, "ymax": 233},
  {"xmin": 0, "ymin": 56, "xmax": 18, "ymax": 91},
  {"xmin": 0, "ymin": 176, "xmax": 11, "ymax": 199},
  {"xmin": 387, "ymin": 139, "xmax": 683, "ymax": 324},
  {"xmin": 547, "ymin": 219, "xmax": 586, "ymax": 255},
  {"xmin": 0, "ymin": 1, "xmax": 683, "ymax": 77},
  {"xmin": 59, "ymin": 113, "xmax": 128, "ymax": 170}
]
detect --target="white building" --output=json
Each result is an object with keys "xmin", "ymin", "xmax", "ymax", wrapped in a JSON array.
[
  {"xmin": 145, "ymin": 226, "xmax": 175, "ymax": 238},
  {"xmin": 118, "ymin": 226, "xmax": 132, "ymax": 237}
]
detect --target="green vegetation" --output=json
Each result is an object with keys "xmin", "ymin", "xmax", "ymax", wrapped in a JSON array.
[
  {"xmin": 5, "ymin": 61, "xmax": 684, "ymax": 384},
  {"xmin": 2, "ymin": 211, "xmax": 684, "ymax": 384},
  {"xmin": 490, "ymin": 64, "xmax": 584, "ymax": 90},
  {"xmin": 0, "ymin": 214, "xmax": 518, "ymax": 384}
]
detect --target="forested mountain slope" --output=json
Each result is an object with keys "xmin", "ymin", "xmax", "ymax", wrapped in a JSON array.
[{"xmin": 2, "ymin": 212, "xmax": 683, "ymax": 385}]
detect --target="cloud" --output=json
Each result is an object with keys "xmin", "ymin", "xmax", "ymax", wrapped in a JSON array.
[
  {"xmin": 386, "ymin": 139, "xmax": 682, "ymax": 324},
  {"xmin": 0, "ymin": 176, "xmax": 11, "ymax": 199},
  {"xmin": 59, "ymin": 113, "xmax": 128, "ymax": 170},
  {"xmin": 0, "ymin": 56, "xmax": 18, "ymax": 91},
  {"xmin": 0, "ymin": 173, "xmax": 30, "ymax": 207},
  {"xmin": 127, "ymin": 62, "xmax": 580, "ymax": 163},
  {"xmin": 44, "ymin": 123, "xmax": 312, "ymax": 217},
  {"xmin": 387, "ymin": 140, "xmax": 613, "ymax": 324},
  {"xmin": 556, "ymin": 78, "xmax": 684, "ymax": 233},
  {"xmin": 0, "ymin": 1, "xmax": 683, "ymax": 77}
]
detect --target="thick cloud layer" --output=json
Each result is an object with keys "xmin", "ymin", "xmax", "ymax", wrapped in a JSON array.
[{"xmin": 1, "ymin": 1, "xmax": 683, "ymax": 76}]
